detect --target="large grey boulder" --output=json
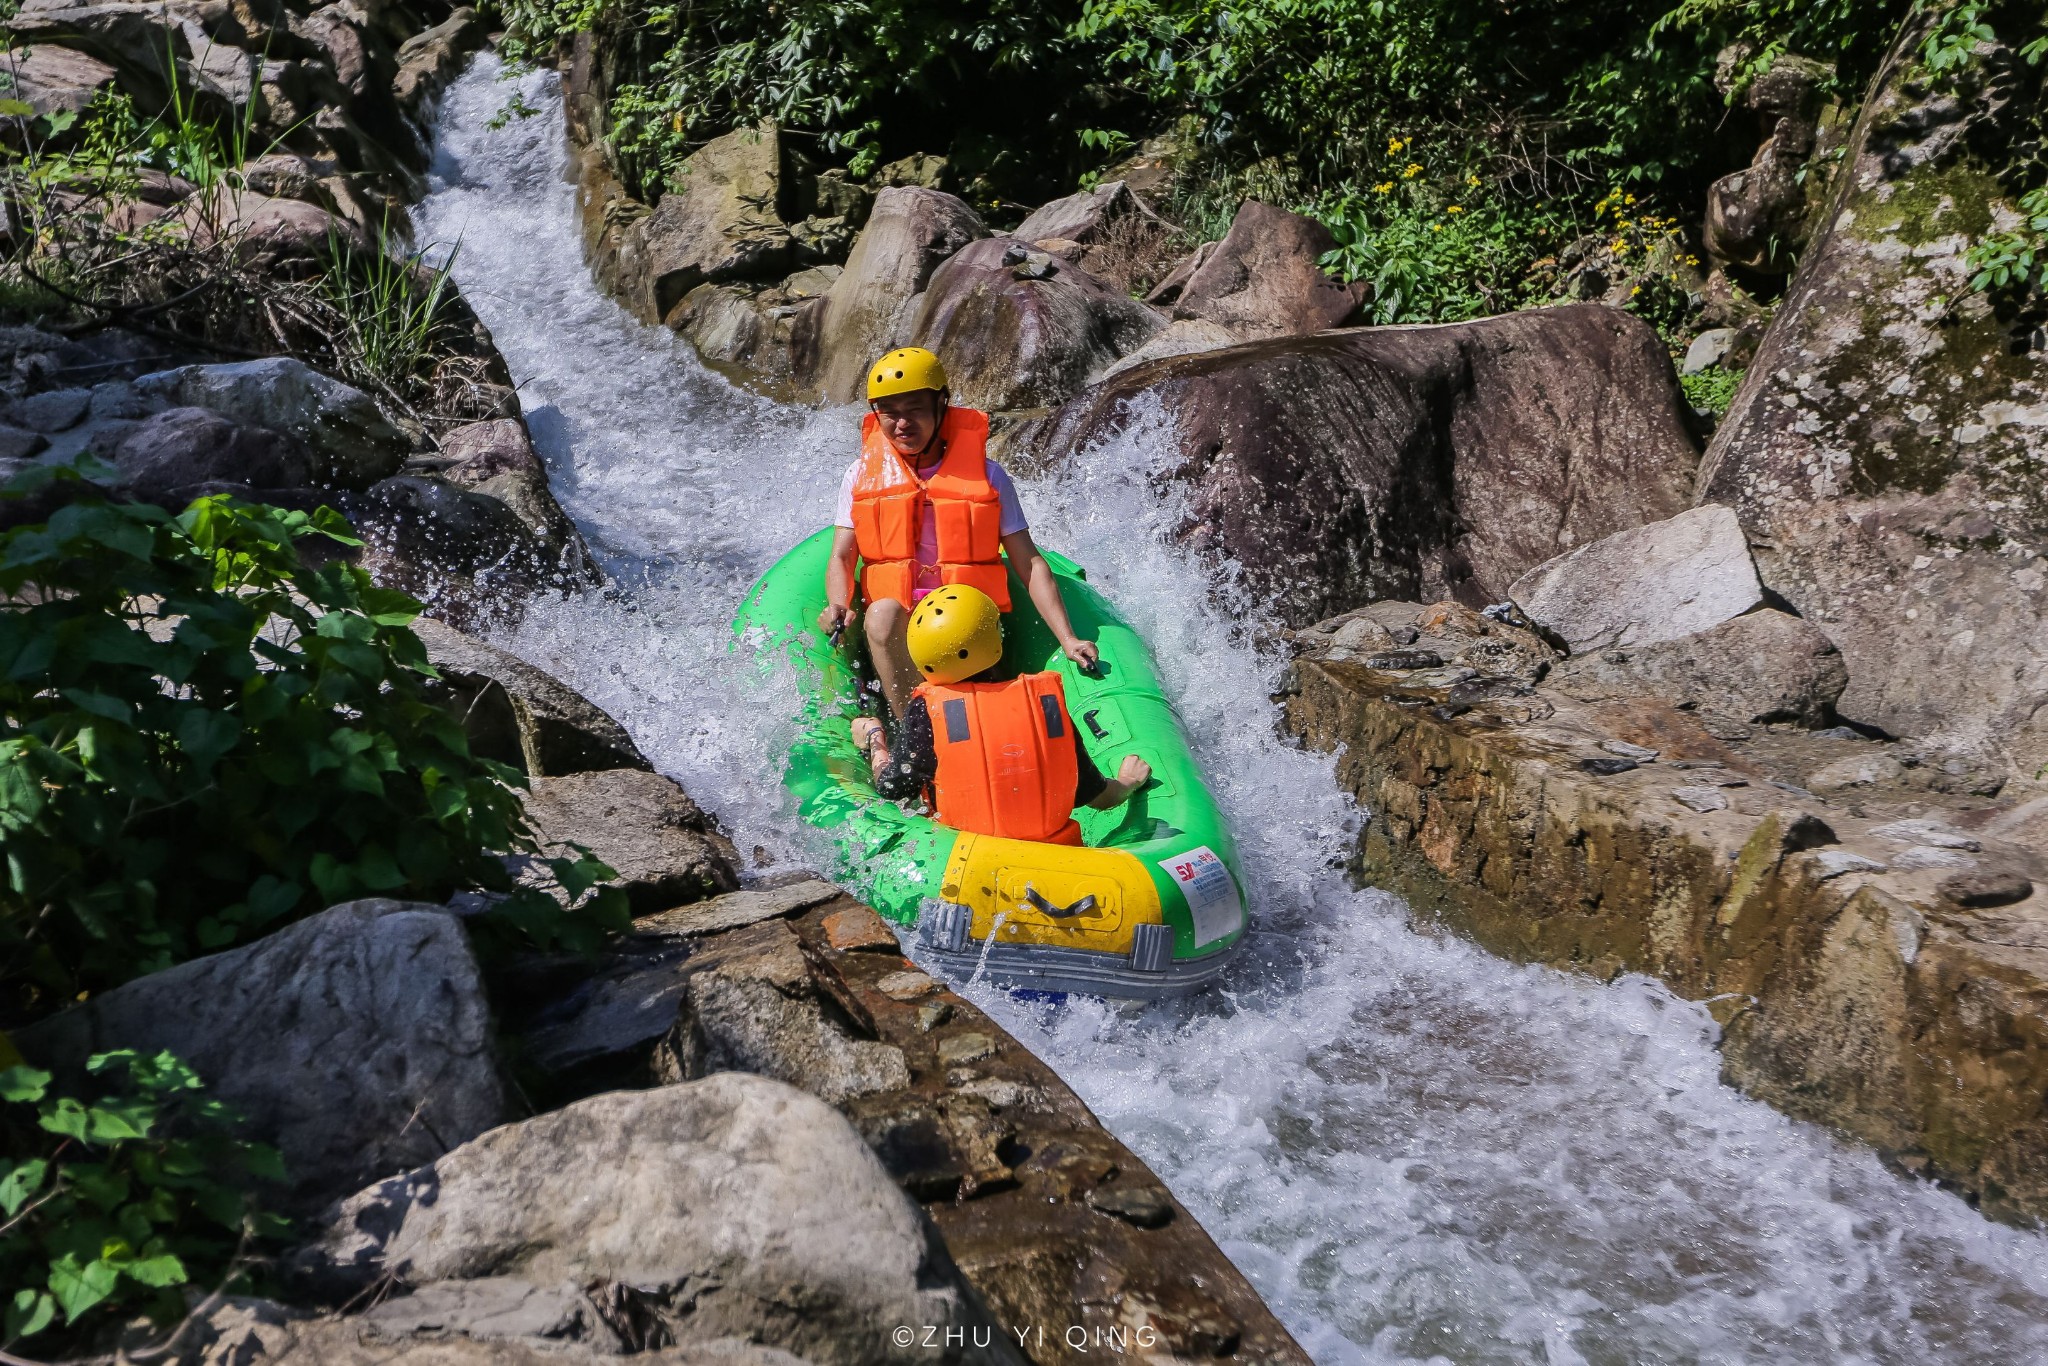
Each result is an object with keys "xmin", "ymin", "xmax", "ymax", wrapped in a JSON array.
[
  {"xmin": 411, "ymin": 615, "xmax": 647, "ymax": 776},
  {"xmin": 1693, "ymin": 11, "xmax": 2048, "ymax": 792},
  {"xmin": 663, "ymin": 920, "xmax": 910, "ymax": 1104},
  {"xmin": 296, "ymin": 1073, "xmax": 1006, "ymax": 1366},
  {"xmin": 633, "ymin": 122, "xmax": 793, "ymax": 323},
  {"xmin": 791, "ymin": 187, "xmax": 985, "ymax": 404},
  {"xmin": 0, "ymin": 44, "xmax": 116, "ymax": 138},
  {"xmin": 15, "ymin": 900, "xmax": 510, "ymax": 1212},
  {"xmin": 134, "ymin": 357, "xmax": 409, "ymax": 485},
  {"xmin": 521, "ymin": 767, "xmax": 741, "ymax": 915},
  {"xmin": 1548, "ymin": 608, "xmax": 1848, "ymax": 727},
  {"xmin": 1172, "ymin": 200, "xmax": 1367, "ymax": 339},
  {"xmin": 1508, "ymin": 504, "xmax": 1764, "ymax": 654},
  {"xmin": 519, "ymin": 886, "xmax": 842, "ymax": 1074},
  {"xmin": 99, "ymin": 406, "xmax": 318, "ymax": 504},
  {"xmin": 1028, "ymin": 304, "xmax": 1700, "ymax": 625},
  {"xmin": 910, "ymin": 237, "xmax": 1164, "ymax": 411}
]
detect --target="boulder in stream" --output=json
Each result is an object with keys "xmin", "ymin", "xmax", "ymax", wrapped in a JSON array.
[
  {"xmin": 520, "ymin": 767, "xmax": 741, "ymax": 915},
  {"xmin": 134, "ymin": 357, "xmax": 411, "ymax": 485},
  {"xmin": 910, "ymin": 237, "xmax": 1164, "ymax": 411},
  {"xmin": 14, "ymin": 899, "xmax": 511, "ymax": 1212},
  {"xmin": 790, "ymin": 186, "xmax": 986, "ymax": 404},
  {"xmin": 295, "ymin": 1073, "xmax": 1004, "ymax": 1366},
  {"xmin": 633, "ymin": 121, "xmax": 794, "ymax": 323},
  {"xmin": 1171, "ymin": 200, "xmax": 1367, "ymax": 339},
  {"xmin": 1028, "ymin": 303, "xmax": 1700, "ymax": 624},
  {"xmin": 412, "ymin": 615, "xmax": 649, "ymax": 776},
  {"xmin": 1508, "ymin": 504, "xmax": 1765, "ymax": 655}
]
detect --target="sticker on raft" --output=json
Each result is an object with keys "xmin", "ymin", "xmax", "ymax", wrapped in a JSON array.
[{"xmin": 1159, "ymin": 846, "xmax": 1242, "ymax": 947}]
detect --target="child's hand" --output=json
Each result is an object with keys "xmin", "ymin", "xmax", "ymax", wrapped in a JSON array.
[
  {"xmin": 819, "ymin": 603, "xmax": 853, "ymax": 637},
  {"xmin": 1064, "ymin": 638, "xmax": 1101, "ymax": 672}
]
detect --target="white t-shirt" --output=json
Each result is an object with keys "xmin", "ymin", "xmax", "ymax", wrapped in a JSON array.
[{"xmin": 834, "ymin": 454, "xmax": 1029, "ymax": 597}]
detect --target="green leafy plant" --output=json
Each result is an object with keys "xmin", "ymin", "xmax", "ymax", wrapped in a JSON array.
[
  {"xmin": 1680, "ymin": 365, "xmax": 1745, "ymax": 416},
  {"xmin": 0, "ymin": 474, "xmax": 627, "ymax": 1010},
  {"xmin": 1313, "ymin": 145, "xmax": 1571, "ymax": 324},
  {"xmin": 0, "ymin": 1050, "xmax": 286, "ymax": 1351},
  {"xmin": 1968, "ymin": 185, "xmax": 2048, "ymax": 295}
]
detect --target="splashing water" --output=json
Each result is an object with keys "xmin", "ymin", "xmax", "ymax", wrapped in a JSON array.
[{"xmin": 418, "ymin": 58, "xmax": 2048, "ymax": 1364}]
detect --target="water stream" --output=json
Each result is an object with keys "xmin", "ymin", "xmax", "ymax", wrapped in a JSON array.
[{"xmin": 418, "ymin": 57, "xmax": 2048, "ymax": 1364}]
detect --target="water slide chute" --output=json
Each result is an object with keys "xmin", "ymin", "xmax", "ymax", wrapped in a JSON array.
[{"xmin": 734, "ymin": 528, "xmax": 1246, "ymax": 998}]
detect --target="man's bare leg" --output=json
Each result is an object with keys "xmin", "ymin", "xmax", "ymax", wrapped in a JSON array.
[{"xmin": 863, "ymin": 598, "xmax": 920, "ymax": 719}]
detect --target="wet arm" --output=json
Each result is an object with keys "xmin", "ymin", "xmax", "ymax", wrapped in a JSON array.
[
  {"xmin": 1002, "ymin": 528, "xmax": 1098, "ymax": 670},
  {"xmin": 819, "ymin": 527, "xmax": 860, "ymax": 633}
]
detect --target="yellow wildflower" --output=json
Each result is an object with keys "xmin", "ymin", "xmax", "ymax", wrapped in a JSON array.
[
  {"xmin": 1609, "ymin": 239, "xmax": 1626, "ymax": 253},
  {"xmin": 1625, "ymin": 194, "xmax": 1637, "ymax": 206},
  {"xmin": 1466, "ymin": 173, "xmax": 1481, "ymax": 188},
  {"xmin": 1388, "ymin": 137, "xmax": 1403, "ymax": 154},
  {"xmin": 1431, "ymin": 223, "xmax": 1443, "ymax": 231},
  {"xmin": 1403, "ymin": 162, "xmax": 1423, "ymax": 178},
  {"xmin": 1373, "ymin": 181, "xmax": 1394, "ymax": 194},
  {"xmin": 1446, "ymin": 205, "xmax": 1464, "ymax": 214}
]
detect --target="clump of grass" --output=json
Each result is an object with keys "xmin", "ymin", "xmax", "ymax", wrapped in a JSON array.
[{"xmin": 320, "ymin": 225, "xmax": 462, "ymax": 394}]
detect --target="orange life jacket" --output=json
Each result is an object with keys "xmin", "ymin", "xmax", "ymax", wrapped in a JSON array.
[
  {"xmin": 914, "ymin": 672, "xmax": 1083, "ymax": 845},
  {"xmin": 849, "ymin": 406, "xmax": 1011, "ymax": 612}
]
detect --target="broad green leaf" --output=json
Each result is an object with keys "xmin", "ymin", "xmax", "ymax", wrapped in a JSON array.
[
  {"xmin": 48, "ymin": 1253, "xmax": 119, "ymax": 1323},
  {"xmin": 0, "ymin": 1157, "xmax": 49, "ymax": 1214},
  {"xmin": 123, "ymin": 1253, "xmax": 188, "ymax": 1288},
  {"xmin": 0, "ymin": 1063, "xmax": 51, "ymax": 1103},
  {"xmin": 7, "ymin": 1288, "xmax": 55, "ymax": 1340}
]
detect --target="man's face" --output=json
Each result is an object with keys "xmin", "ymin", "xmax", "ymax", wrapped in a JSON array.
[{"xmin": 873, "ymin": 390, "xmax": 941, "ymax": 457}]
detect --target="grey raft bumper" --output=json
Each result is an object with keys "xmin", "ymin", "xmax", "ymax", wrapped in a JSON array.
[{"xmin": 917, "ymin": 904, "xmax": 1236, "ymax": 1000}]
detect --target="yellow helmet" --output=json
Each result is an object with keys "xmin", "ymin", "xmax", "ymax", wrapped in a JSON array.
[
  {"xmin": 867, "ymin": 347, "xmax": 948, "ymax": 402},
  {"xmin": 907, "ymin": 584, "xmax": 1002, "ymax": 684}
]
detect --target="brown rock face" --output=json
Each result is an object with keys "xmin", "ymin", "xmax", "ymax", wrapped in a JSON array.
[
  {"xmin": 1695, "ymin": 14, "xmax": 2048, "ymax": 791},
  {"xmin": 791, "ymin": 186, "xmax": 987, "ymax": 404},
  {"xmin": 1030, "ymin": 303, "xmax": 1700, "ymax": 624},
  {"xmin": 911, "ymin": 237, "xmax": 1165, "ymax": 411},
  {"xmin": 632, "ymin": 122, "xmax": 794, "ymax": 323},
  {"xmin": 1701, "ymin": 53, "xmax": 1832, "ymax": 274},
  {"xmin": 1172, "ymin": 200, "xmax": 1367, "ymax": 339}
]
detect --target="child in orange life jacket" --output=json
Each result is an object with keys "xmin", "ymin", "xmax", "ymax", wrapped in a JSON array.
[
  {"xmin": 816, "ymin": 346, "xmax": 1100, "ymax": 722},
  {"xmin": 850, "ymin": 585, "xmax": 1150, "ymax": 842}
]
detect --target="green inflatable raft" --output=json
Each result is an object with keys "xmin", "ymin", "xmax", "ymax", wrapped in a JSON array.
[{"xmin": 733, "ymin": 527, "xmax": 1247, "ymax": 998}]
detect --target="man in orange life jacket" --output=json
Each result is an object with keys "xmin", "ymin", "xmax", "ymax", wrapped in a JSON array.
[
  {"xmin": 816, "ymin": 346, "xmax": 1099, "ymax": 720},
  {"xmin": 851, "ymin": 584, "xmax": 1150, "ymax": 840}
]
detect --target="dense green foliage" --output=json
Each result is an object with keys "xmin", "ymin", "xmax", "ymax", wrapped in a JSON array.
[
  {"xmin": 0, "ymin": 1051, "xmax": 285, "ymax": 1350},
  {"xmin": 0, "ymin": 475, "xmax": 624, "ymax": 1012},
  {"xmin": 503, "ymin": 0, "xmax": 1915, "ymax": 214}
]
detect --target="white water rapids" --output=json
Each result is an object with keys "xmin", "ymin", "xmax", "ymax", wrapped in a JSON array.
[{"xmin": 417, "ymin": 57, "xmax": 2048, "ymax": 1364}]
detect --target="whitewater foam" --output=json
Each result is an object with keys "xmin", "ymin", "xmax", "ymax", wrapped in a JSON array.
[{"xmin": 418, "ymin": 57, "xmax": 2048, "ymax": 1363}]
